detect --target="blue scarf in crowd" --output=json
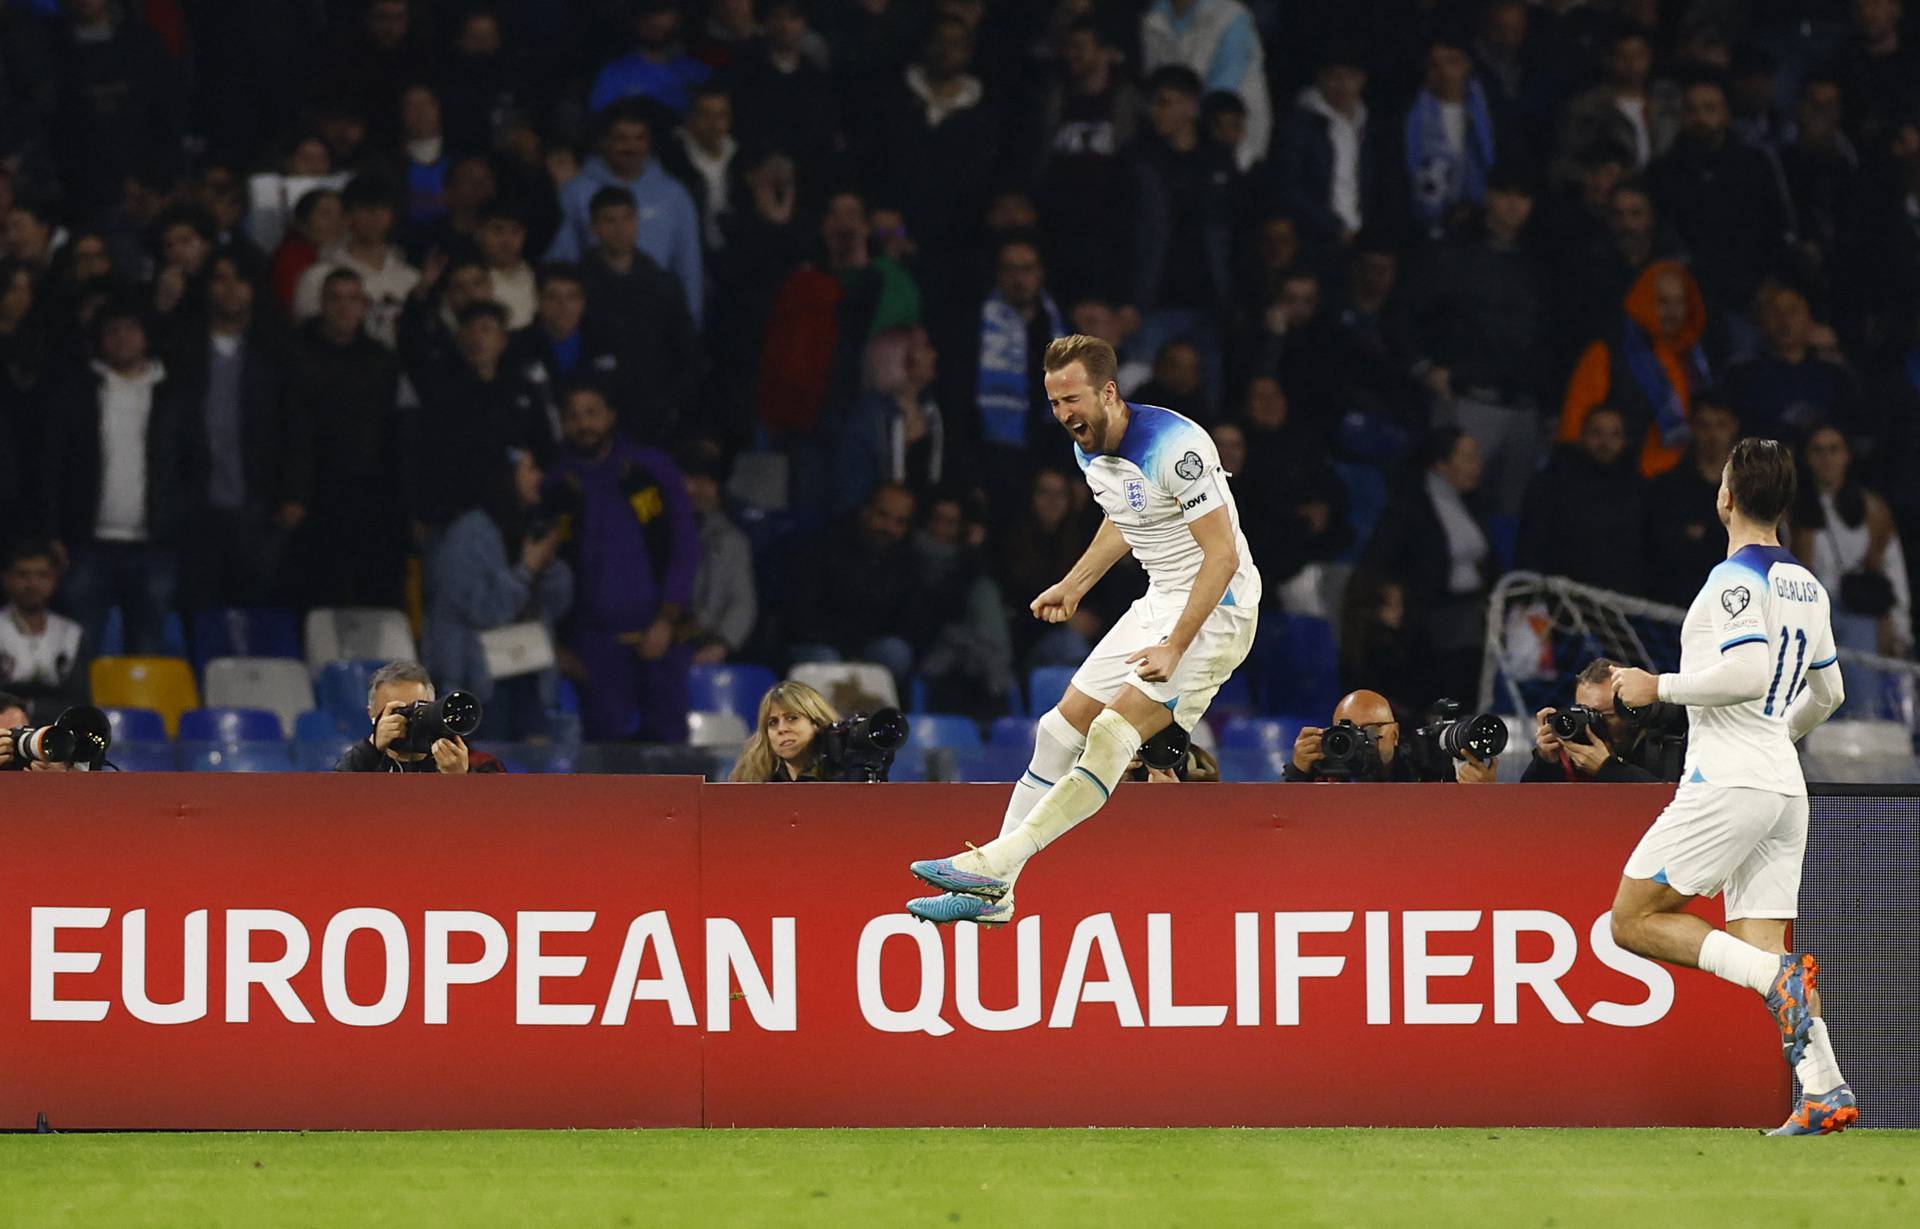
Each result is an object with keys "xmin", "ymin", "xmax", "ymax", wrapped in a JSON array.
[
  {"xmin": 1403, "ymin": 81, "xmax": 1496, "ymax": 233},
  {"xmin": 1621, "ymin": 315, "xmax": 1708, "ymax": 448},
  {"xmin": 976, "ymin": 291, "xmax": 1063, "ymax": 448}
]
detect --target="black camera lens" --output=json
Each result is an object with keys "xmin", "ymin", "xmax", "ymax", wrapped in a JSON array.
[
  {"xmin": 439, "ymin": 691, "xmax": 483, "ymax": 738},
  {"xmin": 1549, "ymin": 709, "xmax": 1583, "ymax": 740},
  {"xmin": 1321, "ymin": 725, "xmax": 1357, "ymax": 759},
  {"xmin": 866, "ymin": 707, "xmax": 908, "ymax": 752}
]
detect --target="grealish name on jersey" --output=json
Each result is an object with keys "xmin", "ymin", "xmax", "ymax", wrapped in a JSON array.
[
  {"xmin": 1678, "ymin": 544, "xmax": 1837, "ymax": 797},
  {"xmin": 1075, "ymin": 403, "xmax": 1261, "ymax": 611}
]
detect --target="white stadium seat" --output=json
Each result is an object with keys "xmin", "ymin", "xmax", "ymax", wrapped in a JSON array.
[
  {"xmin": 202, "ymin": 657, "xmax": 317, "ymax": 738},
  {"xmin": 304, "ymin": 608, "xmax": 418, "ymax": 676}
]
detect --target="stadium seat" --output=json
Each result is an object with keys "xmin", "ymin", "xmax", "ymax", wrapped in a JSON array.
[
  {"xmin": 989, "ymin": 716, "xmax": 1037, "ymax": 747},
  {"xmin": 688, "ymin": 663, "xmax": 778, "ymax": 727},
  {"xmin": 1027, "ymin": 666, "xmax": 1077, "ymax": 716},
  {"xmin": 293, "ymin": 731, "xmax": 359, "ymax": 771},
  {"xmin": 108, "ymin": 740, "xmax": 177, "ymax": 772},
  {"xmin": 304, "ymin": 607, "xmax": 417, "ymax": 676},
  {"xmin": 554, "ymin": 678, "xmax": 581, "ymax": 714},
  {"xmin": 190, "ymin": 607, "xmax": 302, "ymax": 671},
  {"xmin": 906, "ymin": 714, "xmax": 982, "ymax": 750},
  {"xmin": 296, "ymin": 707, "xmax": 353, "ymax": 739},
  {"xmin": 1487, "ymin": 514, "xmax": 1520, "ymax": 574},
  {"xmin": 788, "ymin": 662, "xmax": 899, "ymax": 711},
  {"xmin": 178, "ymin": 740, "xmax": 293, "ymax": 772},
  {"xmin": 1219, "ymin": 716, "xmax": 1309, "ymax": 753},
  {"xmin": 944, "ymin": 744, "xmax": 1031, "ymax": 783},
  {"xmin": 97, "ymin": 607, "xmax": 189, "ymax": 658},
  {"xmin": 1215, "ymin": 748, "xmax": 1289, "ymax": 783},
  {"xmin": 90, "ymin": 657, "xmax": 200, "ymax": 736},
  {"xmin": 101, "ymin": 706, "xmax": 167, "ymax": 744},
  {"xmin": 686, "ymin": 709, "xmax": 750, "ymax": 748},
  {"xmin": 316, "ymin": 659, "xmax": 385, "ymax": 728},
  {"xmin": 1334, "ymin": 463, "xmax": 1388, "ymax": 563},
  {"xmin": 202, "ymin": 657, "xmax": 316, "ymax": 737},
  {"xmin": 1255, "ymin": 615, "xmax": 1342, "ymax": 717},
  {"xmin": 178, "ymin": 707, "xmax": 285, "ymax": 744}
]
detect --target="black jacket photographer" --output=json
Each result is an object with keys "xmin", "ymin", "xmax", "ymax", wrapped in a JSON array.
[
  {"xmin": 1282, "ymin": 689, "xmax": 1498, "ymax": 784},
  {"xmin": 726, "ymin": 680, "xmax": 907, "ymax": 783},
  {"xmin": 334, "ymin": 661, "xmax": 504, "ymax": 774},
  {"xmin": 1522, "ymin": 658, "xmax": 1687, "ymax": 783}
]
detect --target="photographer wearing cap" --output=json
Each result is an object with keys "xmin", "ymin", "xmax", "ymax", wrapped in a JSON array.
[
  {"xmin": 334, "ymin": 661, "xmax": 504, "ymax": 774},
  {"xmin": 0, "ymin": 690, "xmax": 70, "ymax": 772},
  {"xmin": 1284, "ymin": 689, "xmax": 1498, "ymax": 783},
  {"xmin": 1525, "ymin": 658, "xmax": 1687, "ymax": 783}
]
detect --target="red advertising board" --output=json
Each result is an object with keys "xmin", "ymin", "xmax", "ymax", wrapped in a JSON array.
[{"xmin": 0, "ymin": 778, "xmax": 1789, "ymax": 1129}]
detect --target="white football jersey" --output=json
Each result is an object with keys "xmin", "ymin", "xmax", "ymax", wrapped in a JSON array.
[
  {"xmin": 1075, "ymin": 403, "xmax": 1261, "ymax": 610},
  {"xmin": 1675, "ymin": 545, "xmax": 1837, "ymax": 796}
]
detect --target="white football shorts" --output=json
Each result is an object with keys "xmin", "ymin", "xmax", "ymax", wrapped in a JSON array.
[
  {"xmin": 1623, "ymin": 783, "xmax": 1810, "ymax": 919},
  {"xmin": 1068, "ymin": 591, "xmax": 1256, "ymax": 731}
]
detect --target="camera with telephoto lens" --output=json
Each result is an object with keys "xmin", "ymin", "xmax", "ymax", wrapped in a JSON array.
[
  {"xmin": 3, "ymin": 705, "xmax": 112, "ymax": 770},
  {"xmin": 1138, "ymin": 723, "xmax": 1191, "ymax": 773},
  {"xmin": 819, "ymin": 707, "xmax": 909, "ymax": 782},
  {"xmin": 394, "ymin": 692, "xmax": 484, "ymax": 755},
  {"xmin": 1548, "ymin": 704, "xmax": 1608, "ymax": 744},
  {"xmin": 1404, "ymin": 699, "xmax": 1509, "ymax": 780},
  {"xmin": 1317, "ymin": 718, "xmax": 1384, "ymax": 779}
]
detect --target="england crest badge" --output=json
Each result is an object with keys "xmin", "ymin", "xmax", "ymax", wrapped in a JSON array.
[{"xmin": 1125, "ymin": 479, "xmax": 1147, "ymax": 512}]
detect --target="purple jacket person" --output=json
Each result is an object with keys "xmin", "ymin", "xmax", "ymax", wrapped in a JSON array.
[{"xmin": 547, "ymin": 383, "xmax": 700, "ymax": 741}]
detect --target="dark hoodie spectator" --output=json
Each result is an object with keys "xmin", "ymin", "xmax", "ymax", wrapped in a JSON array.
[
  {"xmin": 1824, "ymin": 0, "xmax": 1920, "ymax": 154},
  {"xmin": 1721, "ymin": 281, "xmax": 1861, "ymax": 439},
  {"xmin": 1558, "ymin": 260, "xmax": 1709, "ymax": 480},
  {"xmin": 413, "ymin": 301, "xmax": 549, "ymax": 528},
  {"xmin": 1517, "ymin": 403, "xmax": 1647, "ymax": 594},
  {"xmin": 1646, "ymin": 76, "xmax": 1792, "ymax": 315},
  {"xmin": 1035, "ymin": 18, "xmax": 1142, "ymax": 304},
  {"xmin": 1230, "ymin": 375, "xmax": 1352, "ymax": 591},
  {"xmin": 835, "ymin": 325, "xmax": 946, "ymax": 517},
  {"xmin": 728, "ymin": 0, "xmax": 839, "ymax": 181},
  {"xmin": 1275, "ymin": 49, "xmax": 1377, "ymax": 249},
  {"xmin": 1645, "ymin": 399, "xmax": 1740, "ymax": 608},
  {"xmin": 280, "ymin": 269, "xmax": 406, "ymax": 608},
  {"xmin": 51, "ymin": 0, "xmax": 184, "ymax": 211}
]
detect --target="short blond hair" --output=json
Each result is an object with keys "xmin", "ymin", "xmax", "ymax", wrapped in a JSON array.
[{"xmin": 1043, "ymin": 334, "xmax": 1118, "ymax": 395}]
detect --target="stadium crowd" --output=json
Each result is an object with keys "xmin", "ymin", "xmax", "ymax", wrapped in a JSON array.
[{"xmin": 3, "ymin": 0, "xmax": 1920, "ymax": 753}]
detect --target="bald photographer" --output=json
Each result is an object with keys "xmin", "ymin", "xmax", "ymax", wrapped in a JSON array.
[
  {"xmin": 1523, "ymin": 659, "xmax": 1687, "ymax": 783},
  {"xmin": 1284, "ymin": 690, "xmax": 1501, "ymax": 783}
]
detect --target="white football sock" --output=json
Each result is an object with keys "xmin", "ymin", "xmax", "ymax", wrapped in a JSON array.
[
  {"xmin": 966, "ymin": 710, "xmax": 1141, "ymax": 879},
  {"xmin": 1697, "ymin": 930, "xmax": 1779, "ymax": 996},
  {"xmin": 1795, "ymin": 1019, "xmax": 1847, "ymax": 1095},
  {"xmin": 1001, "ymin": 708, "xmax": 1087, "ymax": 835},
  {"xmin": 993, "ymin": 709, "xmax": 1087, "ymax": 908}
]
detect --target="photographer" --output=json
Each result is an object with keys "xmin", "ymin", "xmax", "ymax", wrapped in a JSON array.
[
  {"xmin": 729, "ymin": 681, "xmax": 839, "ymax": 782},
  {"xmin": 0, "ymin": 691, "xmax": 70, "ymax": 773},
  {"xmin": 1524, "ymin": 659, "xmax": 1687, "ymax": 783},
  {"xmin": 1285, "ymin": 689, "xmax": 1498, "ymax": 783},
  {"xmin": 334, "ymin": 661, "xmax": 505, "ymax": 774}
]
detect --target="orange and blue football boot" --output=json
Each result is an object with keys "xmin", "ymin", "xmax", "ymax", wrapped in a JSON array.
[
  {"xmin": 1769, "ymin": 1084, "xmax": 1858, "ymax": 1136},
  {"xmin": 1764, "ymin": 952, "xmax": 1818, "ymax": 1065}
]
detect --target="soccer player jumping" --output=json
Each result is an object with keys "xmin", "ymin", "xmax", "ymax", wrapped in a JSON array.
[
  {"xmin": 1611, "ymin": 439, "xmax": 1856, "ymax": 1135},
  {"xmin": 905, "ymin": 334, "xmax": 1260, "ymax": 926}
]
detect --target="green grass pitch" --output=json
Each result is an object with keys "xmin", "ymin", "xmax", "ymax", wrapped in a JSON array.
[{"xmin": 3, "ymin": 1128, "xmax": 1916, "ymax": 1228}]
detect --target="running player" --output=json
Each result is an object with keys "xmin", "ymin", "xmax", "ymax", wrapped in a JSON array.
[
  {"xmin": 1611, "ymin": 438, "xmax": 1855, "ymax": 1135},
  {"xmin": 905, "ymin": 334, "xmax": 1259, "ymax": 925}
]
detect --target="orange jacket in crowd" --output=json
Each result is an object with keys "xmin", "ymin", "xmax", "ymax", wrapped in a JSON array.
[{"xmin": 1558, "ymin": 259, "xmax": 1709, "ymax": 478}]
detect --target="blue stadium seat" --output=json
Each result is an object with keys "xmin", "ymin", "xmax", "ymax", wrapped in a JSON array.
[
  {"xmin": 190, "ymin": 607, "xmax": 302, "ymax": 671},
  {"xmin": 1027, "ymin": 666, "xmax": 1076, "ymax": 716},
  {"xmin": 101, "ymin": 706, "xmax": 167, "ymax": 743},
  {"xmin": 1216, "ymin": 748, "xmax": 1289, "ymax": 782},
  {"xmin": 293, "ymin": 735, "xmax": 359, "ymax": 771},
  {"xmin": 906, "ymin": 714, "xmax": 982, "ymax": 750},
  {"xmin": 946, "ymin": 745, "xmax": 1032, "ymax": 783},
  {"xmin": 886, "ymin": 749, "xmax": 929, "ymax": 782},
  {"xmin": 554, "ymin": 678, "xmax": 581, "ymax": 715},
  {"xmin": 98, "ymin": 608, "xmax": 188, "ymax": 658},
  {"xmin": 316, "ymin": 659, "xmax": 384, "ymax": 728},
  {"xmin": 179, "ymin": 740, "xmax": 292, "ymax": 772},
  {"xmin": 178, "ymin": 707, "xmax": 284, "ymax": 744},
  {"xmin": 688, "ymin": 663, "xmax": 778, "ymax": 728},
  {"xmin": 295, "ymin": 708, "xmax": 354, "ymax": 740},
  {"xmin": 1218, "ymin": 716, "xmax": 1306, "ymax": 752},
  {"xmin": 1335, "ymin": 463, "xmax": 1388, "ymax": 564},
  {"xmin": 108, "ymin": 740, "xmax": 177, "ymax": 771},
  {"xmin": 1256, "ymin": 614, "xmax": 1342, "ymax": 717},
  {"xmin": 1208, "ymin": 671, "xmax": 1256, "ymax": 720},
  {"xmin": 989, "ymin": 716, "xmax": 1037, "ymax": 747},
  {"xmin": 1487, "ymin": 514, "xmax": 1520, "ymax": 574}
]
